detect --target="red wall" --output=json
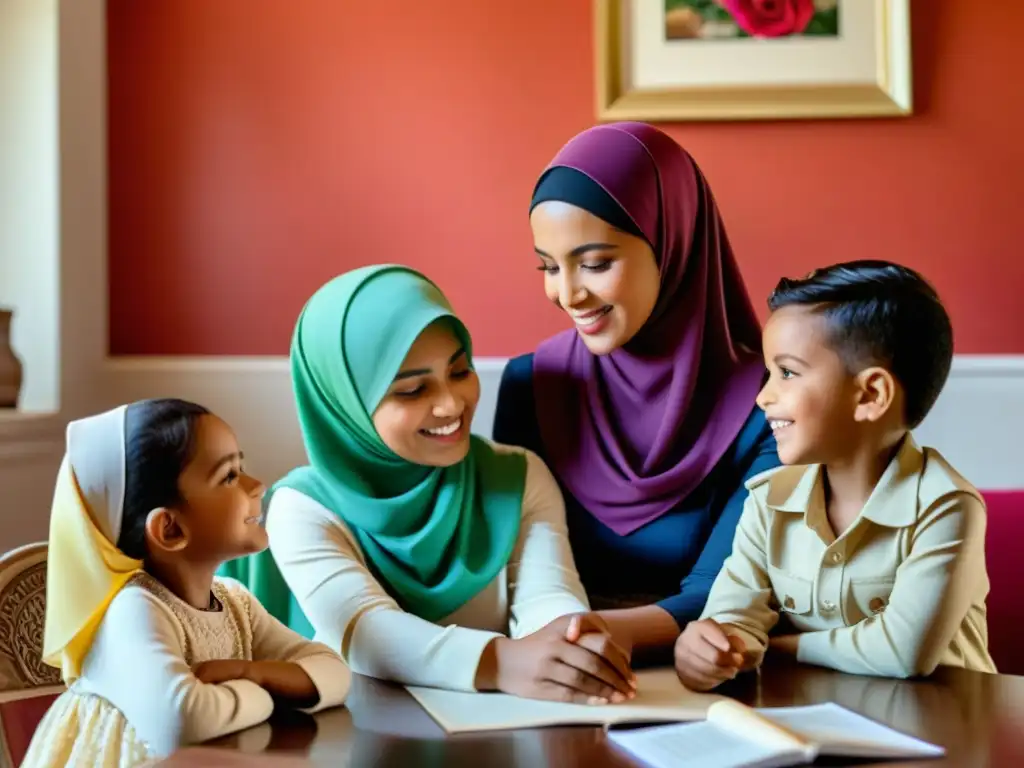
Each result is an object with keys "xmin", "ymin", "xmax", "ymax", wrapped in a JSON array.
[{"xmin": 107, "ymin": 0, "xmax": 1024, "ymax": 356}]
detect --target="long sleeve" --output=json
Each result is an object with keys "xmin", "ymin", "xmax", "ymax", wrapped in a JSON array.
[
  {"xmin": 505, "ymin": 448, "xmax": 590, "ymax": 637},
  {"xmin": 79, "ymin": 587, "xmax": 274, "ymax": 756},
  {"xmin": 234, "ymin": 581, "xmax": 351, "ymax": 712},
  {"xmin": 699, "ymin": 492, "xmax": 781, "ymax": 663},
  {"xmin": 657, "ymin": 424, "xmax": 780, "ymax": 626},
  {"xmin": 266, "ymin": 488, "xmax": 504, "ymax": 692},
  {"xmin": 797, "ymin": 493, "xmax": 989, "ymax": 678}
]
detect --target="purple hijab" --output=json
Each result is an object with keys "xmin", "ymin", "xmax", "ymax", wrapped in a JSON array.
[{"xmin": 532, "ymin": 122, "xmax": 765, "ymax": 536}]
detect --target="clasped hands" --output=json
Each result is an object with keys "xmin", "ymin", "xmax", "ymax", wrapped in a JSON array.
[{"xmin": 480, "ymin": 612, "xmax": 638, "ymax": 705}]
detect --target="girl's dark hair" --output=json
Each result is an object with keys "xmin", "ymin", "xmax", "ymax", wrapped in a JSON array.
[{"xmin": 118, "ymin": 398, "xmax": 211, "ymax": 559}]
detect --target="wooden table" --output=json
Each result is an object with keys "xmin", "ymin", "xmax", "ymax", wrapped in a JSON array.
[{"xmin": 155, "ymin": 659, "xmax": 1024, "ymax": 766}]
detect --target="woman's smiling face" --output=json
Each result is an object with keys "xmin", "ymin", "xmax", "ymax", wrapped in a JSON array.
[
  {"xmin": 530, "ymin": 200, "xmax": 660, "ymax": 356},
  {"xmin": 371, "ymin": 320, "xmax": 480, "ymax": 467}
]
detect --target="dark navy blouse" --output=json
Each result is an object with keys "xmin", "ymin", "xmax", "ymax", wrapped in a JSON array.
[{"xmin": 492, "ymin": 353, "xmax": 781, "ymax": 628}]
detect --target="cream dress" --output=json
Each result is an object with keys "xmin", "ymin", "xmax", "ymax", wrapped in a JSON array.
[{"xmin": 23, "ymin": 573, "xmax": 350, "ymax": 767}]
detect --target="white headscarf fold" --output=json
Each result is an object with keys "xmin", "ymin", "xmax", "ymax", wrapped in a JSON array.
[{"xmin": 42, "ymin": 406, "xmax": 144, "ymax": 682}]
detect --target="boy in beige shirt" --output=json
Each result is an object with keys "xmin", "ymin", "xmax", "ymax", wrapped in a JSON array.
[{"xmin": 674, "ymin": 260, "xmax": 995, "ymax": 691}]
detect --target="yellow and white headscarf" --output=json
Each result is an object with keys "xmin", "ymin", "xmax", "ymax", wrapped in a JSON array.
[{"xmin": 42, "ymin": 405, "xmax": 144, "ymax": 683}]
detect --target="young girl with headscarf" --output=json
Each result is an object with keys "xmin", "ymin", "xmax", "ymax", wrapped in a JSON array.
[
  {"xmin": 494, "ymin": 122, "xmax": 781, "ymax": 659},
  {"xmin": 23, "ymin": 400, "xmax": 349, "ymax": 767}
]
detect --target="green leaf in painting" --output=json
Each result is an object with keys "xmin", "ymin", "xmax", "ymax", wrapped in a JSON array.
[{"xmin": 804, "ymin": 8, "xmax": 840, "ymax": 36}]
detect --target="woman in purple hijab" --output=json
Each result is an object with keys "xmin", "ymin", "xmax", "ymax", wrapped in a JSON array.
[{"xmin": 493, "ymin": 122, "xmax": 780, "ymax": 658}]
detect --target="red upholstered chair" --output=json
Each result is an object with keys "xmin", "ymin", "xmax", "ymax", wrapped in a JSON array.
[{"xmin": 982, "ymin": 491, "xmax": 1024, "ymax": 676}]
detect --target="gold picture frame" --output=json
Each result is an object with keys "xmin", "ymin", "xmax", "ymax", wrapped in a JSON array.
[{"xmin": 595, "ymin": 0, "xmax": 912, "ymax": 122}]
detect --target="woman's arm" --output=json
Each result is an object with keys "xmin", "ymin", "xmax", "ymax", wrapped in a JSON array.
[
  {"xmin": 81, "ymin": 587, "xmax": 275, "ymax": 756},
  {"xmin": 655, "ymin": 421, "xmax": 780, "ymax": 631},
  {"xmin": 265, "ymin": 489, "xmax": 503, "ymax": 692},
  {"xmin": 504, "ymin": 447, "xmax": 590, "ymax": 637}
]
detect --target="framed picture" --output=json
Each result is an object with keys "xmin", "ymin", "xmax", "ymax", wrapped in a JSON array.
[{"xmin": 595, "ymin": 0, "xmax": 912, "ymax": 122}]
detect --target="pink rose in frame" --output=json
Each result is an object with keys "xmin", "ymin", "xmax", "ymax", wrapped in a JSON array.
[{"xmin": 718, "ymin": 0, "xmax": 816, "ymax": 38}]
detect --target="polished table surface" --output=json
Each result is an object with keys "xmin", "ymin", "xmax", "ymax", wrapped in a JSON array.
[{"xmin": 156, "ymin": 659, "xmax": 1024, "ymax": 767}]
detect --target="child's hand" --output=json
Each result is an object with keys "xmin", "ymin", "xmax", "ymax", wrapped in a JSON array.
[
  {"xmin": 193, "ymin": 659, "xmax": 319, "ymax": 709},
  {"xmin": 245, "ymin": 661, "xmax": 320, "ymax": 709},
  {"xmin": 193, "ymin": 659, "xmax": 251, "ymax": 684},
  {"xmin": 673, "ymin": 619, "xmax": 747, "ymax": 691}
]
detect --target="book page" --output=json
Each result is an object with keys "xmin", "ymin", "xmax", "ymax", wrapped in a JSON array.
[
  {"xmin": 758, "ymin": 702, "xmax": 945, "ymax": 759},
  {"xmin": 608, "ymin": 720, "xmax": 806, "ymax": 768},
  {"xmin": 406, "ymin": 668, "xmax": 720, "ymax": 734},
  {"xmin": 709, "ymin": 700, "xmax": 813, "ymax": 753}
]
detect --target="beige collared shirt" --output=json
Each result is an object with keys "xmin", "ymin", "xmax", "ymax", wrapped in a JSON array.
[{"xmin": 700, "ymin": 436, "xmax": 996, "ymax": 678}]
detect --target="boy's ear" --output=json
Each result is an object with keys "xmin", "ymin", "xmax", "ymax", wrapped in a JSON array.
[
  {"xmin": 853, "ymin": 366, "xmax": 896, "ymax": 423},
  {"xmin": 145, "ymin": 508, "xmax": 189, "ymax": 554}
]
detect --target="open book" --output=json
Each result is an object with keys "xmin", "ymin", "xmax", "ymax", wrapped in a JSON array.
[
  {"xmin": 608, "ymin": 700, "xmax": 944, "ymax": 768},
  {"xmin": 406, "ymin": 668, "xmax": 719, "ymax": 733}
]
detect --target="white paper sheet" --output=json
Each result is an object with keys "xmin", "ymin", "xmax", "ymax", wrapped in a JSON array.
[{"xmin": 406, "ymin": 668, "xmax": 720, "ymax": 733}]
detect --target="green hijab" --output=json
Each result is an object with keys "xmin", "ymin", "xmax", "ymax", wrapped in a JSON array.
[{"xmin": 221, "ymin": 265, "xmax": 526, "ymax": 633}]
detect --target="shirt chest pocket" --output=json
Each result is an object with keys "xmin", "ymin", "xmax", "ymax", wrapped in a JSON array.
[
  {"xmin": 769, "ymin": 567, "xmax": 814, "ymax": 619},
  {"xmin": 845, "ymin": 578, "xmax": 895, "ymax": 624}
]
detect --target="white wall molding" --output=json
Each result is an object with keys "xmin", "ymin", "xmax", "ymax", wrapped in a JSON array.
[
  {"xmin": 101, "ymin": 354, "xmax": 1024, "ymax": 491},
  {"xmin": 0, "ymin": 413, "xmax": 63, "ymax": 460},
  {"xmin": 0, "ymin": 412, "xmax": 63, "ymax": 547}
]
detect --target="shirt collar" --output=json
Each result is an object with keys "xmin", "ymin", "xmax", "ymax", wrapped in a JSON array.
[{"xmin": 766, "ymin": 435, "xmax": 924, "ymax": 529}]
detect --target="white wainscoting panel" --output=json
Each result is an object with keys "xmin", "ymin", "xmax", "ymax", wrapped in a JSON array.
[
  {"xmin": 101, "ymin": 356, "xmax": 1024, "ymax": 491},
  {"xmin": 0, "ymin": 414, "xmax": 64, "ymax": 549}
]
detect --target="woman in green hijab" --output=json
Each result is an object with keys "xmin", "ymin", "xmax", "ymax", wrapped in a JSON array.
[{"xmin": 232, "ymin": 265, "xmax": 634, "ymax": 704}]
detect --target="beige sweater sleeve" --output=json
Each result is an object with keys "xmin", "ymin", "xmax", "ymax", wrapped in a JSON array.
[
  {"xmin": 79, "ymin": 586, "xmax": 274, "ymax": 757},
  {"xmin": 699, "ymin": 492, "xmax": 781, "ymax": 663},
  {"xmin": 225, "ymin": 580, "xmax": 351, "ymax": 713},
  {"xmin": 797, "ymin": 492, "xmax": 988, "ymax": 678}
]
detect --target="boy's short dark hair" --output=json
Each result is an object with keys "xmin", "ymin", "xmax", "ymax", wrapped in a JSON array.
[{"xmin": 768, "ymin": 260, "xmax": 952, "ymax": 429}]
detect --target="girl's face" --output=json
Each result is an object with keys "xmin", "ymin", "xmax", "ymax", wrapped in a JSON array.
[
  {"xmin": 372, "ymin": 320, "xmax": 480, "ymax": 467},
  {"xmin": 174, "ymin": 414, "xmax": 268, "ymax": 560},
  {"xmin": 530, "ymin": 201, "xmax": 661, "ymax": 356}
]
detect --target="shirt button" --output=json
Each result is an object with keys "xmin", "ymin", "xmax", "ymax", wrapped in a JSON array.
[
  {"xmin": 830, "ymin": 551, "xmax": 843, "ymax": 564},
  {"xmin": 821, "ymin": 600, "xmax": 836, "ymax": 612}
]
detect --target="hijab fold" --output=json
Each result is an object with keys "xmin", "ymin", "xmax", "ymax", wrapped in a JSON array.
[
  {"xmin": 531, "ymin": 122, "xmax": 765, "ymax": 536},
  {"xmin": 224, "ymin": 265, "xmax": 526, "ymax": 630},
  {"xmin": 43, "ymin": 406, "xmax": 144, "ymax": 682}
]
